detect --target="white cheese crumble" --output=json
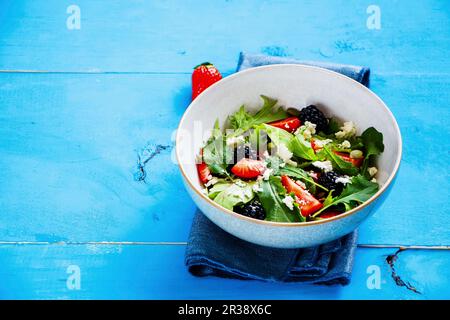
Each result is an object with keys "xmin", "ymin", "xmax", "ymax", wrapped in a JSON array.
[
  {"xmin": 201, "ymin": 188, "xmax": 208, "ymax": 195},
  {"xmin": 340, "ymin": 140, "xmax": 351, "ymax": 148},
  {"xmin": 335, "ymin": 175, "xmax": 352, "ymax": 185},
  {"xmin": 371, "ymin": 178, "xmax": 377, "ymax": 183},
  {"xmin": 276, "ymin": 143, "xmax": 293, "ymax": 162},
  {"xmin": 368, "ymin": 167, "xmax": 378, "ymax": 177},
  {"xmin": 350, "ymin": 149, "xmax": 363, "ymax": 159},
  {"xmin": 252, "ymin": 183, "xmax": 263, "ymax": 193},
  {"xmin": 335, "ymin": 121, "xmax": 357, "ymax": 139},
  {"xmin": 314, "ymin": 139, "xmax": 333, "ymax": 148},
  {"xmin": 262, "ymin": 150, "xmax": 270, "ymax": 159},
  {"xmin": 262, "ymin": 168, "xmax": 273, "ymax": 180},
  {"xmin": 204, "ymin": 177, "xmax": 219, "ymax": 187},
  {"xmin": 226, "ymin": 135, "xmax": 245, "ymax": 146},
  {"xmin": 312, "ymin": 160, "xmax": 333, "ymax": 172},
  {"xmin": 234, "ymin": 180, "xmax": 246, "ymax": 188},
  {"xmin": 282, "ymin": 195, "xmax": 295, "ymax": 210},
  {"xmin": 296, "ymin": 121, "xmax": 317, "ymax": 140},
  {"xmin": 285, "ymin": 159, "xmax": 297, "ymax": 167}
]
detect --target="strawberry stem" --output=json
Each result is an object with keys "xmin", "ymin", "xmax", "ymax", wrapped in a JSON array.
[{"xmin": 194, "ymin": 62, "xmax": 212, "ymax": 69}]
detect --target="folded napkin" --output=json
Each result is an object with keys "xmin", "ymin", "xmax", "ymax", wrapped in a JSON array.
[{"xmin": 185, "ymin": 52, "xmax": 369, "ymax": 285}]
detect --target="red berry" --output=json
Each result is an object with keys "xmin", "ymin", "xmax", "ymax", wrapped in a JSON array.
[
  {"xmin": 192, "ymin": 62, "xmax": 222, "ymax": 100},
  {"xmin": 319, "ymin": 211, "xmax": 342, "ymax": 219},
  {"xmin": 333, "ymin": 151, "xmax": 364, "ymax": 167},
  {"xmin": 280, "ymin": 175, "xmax": 323, "ymax": 217},
  {"xmin": 268, "ymin": 117, "xmax": 301, "ymax": 133},
  {"xmin": 231, "ymin": 158, "xmax": 265, "ymax": 179},
  {"xmin": 197, "ymin": 162, "xmax": 211, "ymax": 184}
]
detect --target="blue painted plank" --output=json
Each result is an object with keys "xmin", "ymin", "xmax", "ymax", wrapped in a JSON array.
[
  {"xmin": 0, "ymin": 0, "xmax": 449, "ymax": 74},
  {"xmin": 0, "ymin": 73, "xmax": 449, "ymax": 245},
  {"xmin": 0, "ymin": 245, "xmax": 448, "ymax": 299}
]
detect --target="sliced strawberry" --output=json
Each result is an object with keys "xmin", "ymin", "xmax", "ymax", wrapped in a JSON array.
[
  {"xmin": 268, "ymin": 117, "xmax": 301, "ymax": 133},
  {"xmin": 319, "ymin": 211, "xmax": 342, "ymax": 219},
  {"xmin": 197, "ymin": 162, "xmax": 211, "ymax": 184},
  {"xmin": 231, "ymin": 158, "xmax": 265, "ymax": 179},
  {"xmin": 333, "ymin": 151, "xmax": 364, "ymax": 167},
  {"xmin": 281, "ymin": 175, "xmax": 323, "ymax": 217}
]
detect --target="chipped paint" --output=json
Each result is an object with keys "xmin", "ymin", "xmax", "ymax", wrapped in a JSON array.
[{"xmin": 386, "ymin": 248, "xmax": 421, "ymax": 294}]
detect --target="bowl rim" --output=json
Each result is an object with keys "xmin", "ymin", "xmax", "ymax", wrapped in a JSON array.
[{"xmin": 176, "ymin": 63, "xmax": 402, "ymax": 227}]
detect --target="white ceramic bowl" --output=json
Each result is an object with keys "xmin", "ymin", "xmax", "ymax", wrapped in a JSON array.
[{"xmin": 176, "ymin": 64, "xmax": 402, "ymax": 248}]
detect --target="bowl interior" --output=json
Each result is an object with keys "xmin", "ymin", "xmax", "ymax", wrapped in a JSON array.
[{"xmin": 177, "ymin": 64, "xmax": 401, "ymax": 206}]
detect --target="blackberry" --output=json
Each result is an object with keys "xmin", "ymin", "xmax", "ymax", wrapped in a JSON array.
[
  {"xmin": 235, "ymin": 200, "xmax": 266, "ymax": 220},
  {"xmin": 318, "ymin": 171, "xmax": 345, "ymax": 195},
  {"xmin": 299, "ymin": 105, "xmax": 328, "ymax": 133},
  {"xmin": 234, "ymin": 144, "xmax": 258, "ymax": 163}
]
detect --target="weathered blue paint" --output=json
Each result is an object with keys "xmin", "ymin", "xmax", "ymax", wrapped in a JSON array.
[{"xmin": 0, "ymin": 0, "xmax": 449, "ymax": 299}]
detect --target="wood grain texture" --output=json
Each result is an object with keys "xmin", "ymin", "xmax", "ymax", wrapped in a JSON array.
[
  {"xmin": 0, "ymin": 245, "xmax": 449, "ymax": 299},
  {"xmin": 0, "ymin": 0, "xmax": 449, "ymax": 74},
  {"xmin": 0, "ymin": 0, "xmax": 449, "ymax": 299},
  {"xmin": 0, "ymin": 74, "xmax": 448, "ymax": 244}
]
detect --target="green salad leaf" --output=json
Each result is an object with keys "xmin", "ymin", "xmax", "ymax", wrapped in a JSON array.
[
  {"xmin": 211, "ymin": 180, "xmax": 255, "ymax": 210},
  {"xmin": 312, "ymin": 175, "xmax": 379, "ymax": 217},
  {"xmin": 276, "ymin": 165, "xmax": 328, "ymax": 191},
  {"xmin": 228, "ymin": 95, "xmax": 287, "ymax": 135},
  {"xmin": 361, "ymin": 127, "xmax": 384, "ymax": 175},
  {"xmin": 289, "ymin": 134, "xmax": 318, "ymax": 161},
  {"xmin": 202, "ymin": 120, "xmax": 233, "ymax": 176},
  {"xmin": 257, "ymin": 176, "xmax": 303, "ymax": 222},
  {"xmin": 323, "ymin": 145, "xmax": 359, "ymax": 175},
  {"xmin": 258, "ymin": 123, "xmax": 293, "ymax": 147}
]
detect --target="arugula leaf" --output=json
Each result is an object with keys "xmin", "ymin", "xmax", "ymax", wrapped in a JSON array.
[
  {"xmin": 289, "ymin": 134, "xmax": 318, "ymax": 161},
  {"xmin": 257, "ymin": 176, "xmax": 303, "ymax": 222},
  {"xmin": 208, "ymin": 182, "xmax": 231, "ymax": 199},
  {"xmin": 258, "ymin": 123, "xmax": 293, "ymax": 147},
  {"xmin": 276, "ymin": 165, "xmax": 328, "ymax": 191},
  {"xmin": 361, "ymin": 127, "xmax": 384, "ymax": 175},
  {"xmin": 326, "ymin": 117, "xmax": 342, "ymax": 134},
  {"xmin": 212, "ymin": 181, "xmax": 255, "ymax": 210},
  {"xmin": 323, "ymin": 145, "xmax": 359, "ymax": 175},
  {"xmin": 203, "ymin": 120, "xmax": 233, "ymax": 176},
  {"xmin": 228, "ymin": 95, "xmax": 287, "ymax": 135},
  {"xmin": 312, "ymin": 175, "xmax": 379, "ymax": 217}
]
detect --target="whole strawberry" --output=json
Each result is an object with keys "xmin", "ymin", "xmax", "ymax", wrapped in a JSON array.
[{"xmin": 192, "ymin": 62, "xmax": 222, "ymax": 100}]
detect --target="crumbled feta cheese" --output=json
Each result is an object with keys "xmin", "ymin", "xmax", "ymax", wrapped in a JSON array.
[
  {"xmin": 284, "ymin": 123, "xmax": 290, "ymax": 129},
  {"xmin": 282, "ymin": 195, "xmax": 295, "ymax": 210},
  {"xmin": 285, "ymin": 159, "xmax": 297, "ymax": 167},
  {"xmin": 201, "ymin": 188, "xmax": 208, "ymax": 195},
  {"xmin": 295, "ymin": 180, "xmax": 306, "ymax": 188},
  {"xmin": 302, "ymin": 129, "xmax": 313, "ymax": 140},
  {"xmin": 252, "ymin": 183, "xmax": 263, "ymax": 193},
  {"xmin": 314, "ymin": 139, "xmax": 333, "ymax": 148},
  {"xmin": 335, "ymin": 121, "xmax": 357, "ymax": 139},
  {"xmin": 262, "ymin": 150, "xmax": 270, "ymax": 159},
  {"xmin": 277, "ymin": 143, "xmax": 293, "ymax": 162},
  {"xmin": 234, "ymin": 180, "xmax": 246, "ymax": 188},
  {"xmin": 262, "ymin": 168, "xmax": 273, "ymax": 180},
  {"xmin": 304, "ymin": 121, "xmax": 317, "ymax": 134},
  {"xmin": 312, "ymin": 160, "xmax": 333, "ymax": 172},
  {"xmin": 226, "ymin": 135, "xmax": 245, "ymax": 146},
  {"xmin": 340, "ymin": 140, "xmax": 351, "ymax": 148},
  {"xmin": 335, "ymin": 175, "xmax": 352, "ymax": 185},
  {"xmin": 279, "ymin": 162, "xmax": 286, "ymax": 167},
  {"xmin": 368, "ymin": 167, "xmax": 378, "ymax": 177},
  {"xmin": 350, "ymin": 149, "xmax": 363, "ymax": 159},
  {"xmin": 206, "ymin": 174, "xmax": 213, "ymax": 181},
  {"xmin": 204, "ymin": 177, "xmax": 219, "ymax": 187},
  {"xmin": 371, "ymin": 178, "xmax": 377, "ymax": 183}
]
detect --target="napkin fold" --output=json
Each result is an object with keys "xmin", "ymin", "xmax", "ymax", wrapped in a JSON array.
[{"xmin": 185, "ymin": 52, "xmax": 369, "ymax": 285}]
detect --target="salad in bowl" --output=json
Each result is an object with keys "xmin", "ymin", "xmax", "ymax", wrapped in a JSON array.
[{"xmin": 197, "ymin": 95, "xmax": 384, "ymax": 223}]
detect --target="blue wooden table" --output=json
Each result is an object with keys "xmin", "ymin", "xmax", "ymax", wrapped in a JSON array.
[{"xmin": 0, "ymin": 0, "xmax": 449, "ymax": 299}]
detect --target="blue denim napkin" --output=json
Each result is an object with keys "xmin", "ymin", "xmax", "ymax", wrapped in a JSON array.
[{"xmin": 185, "ymin": 52, "xmax": 369, "ymax": 285}]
